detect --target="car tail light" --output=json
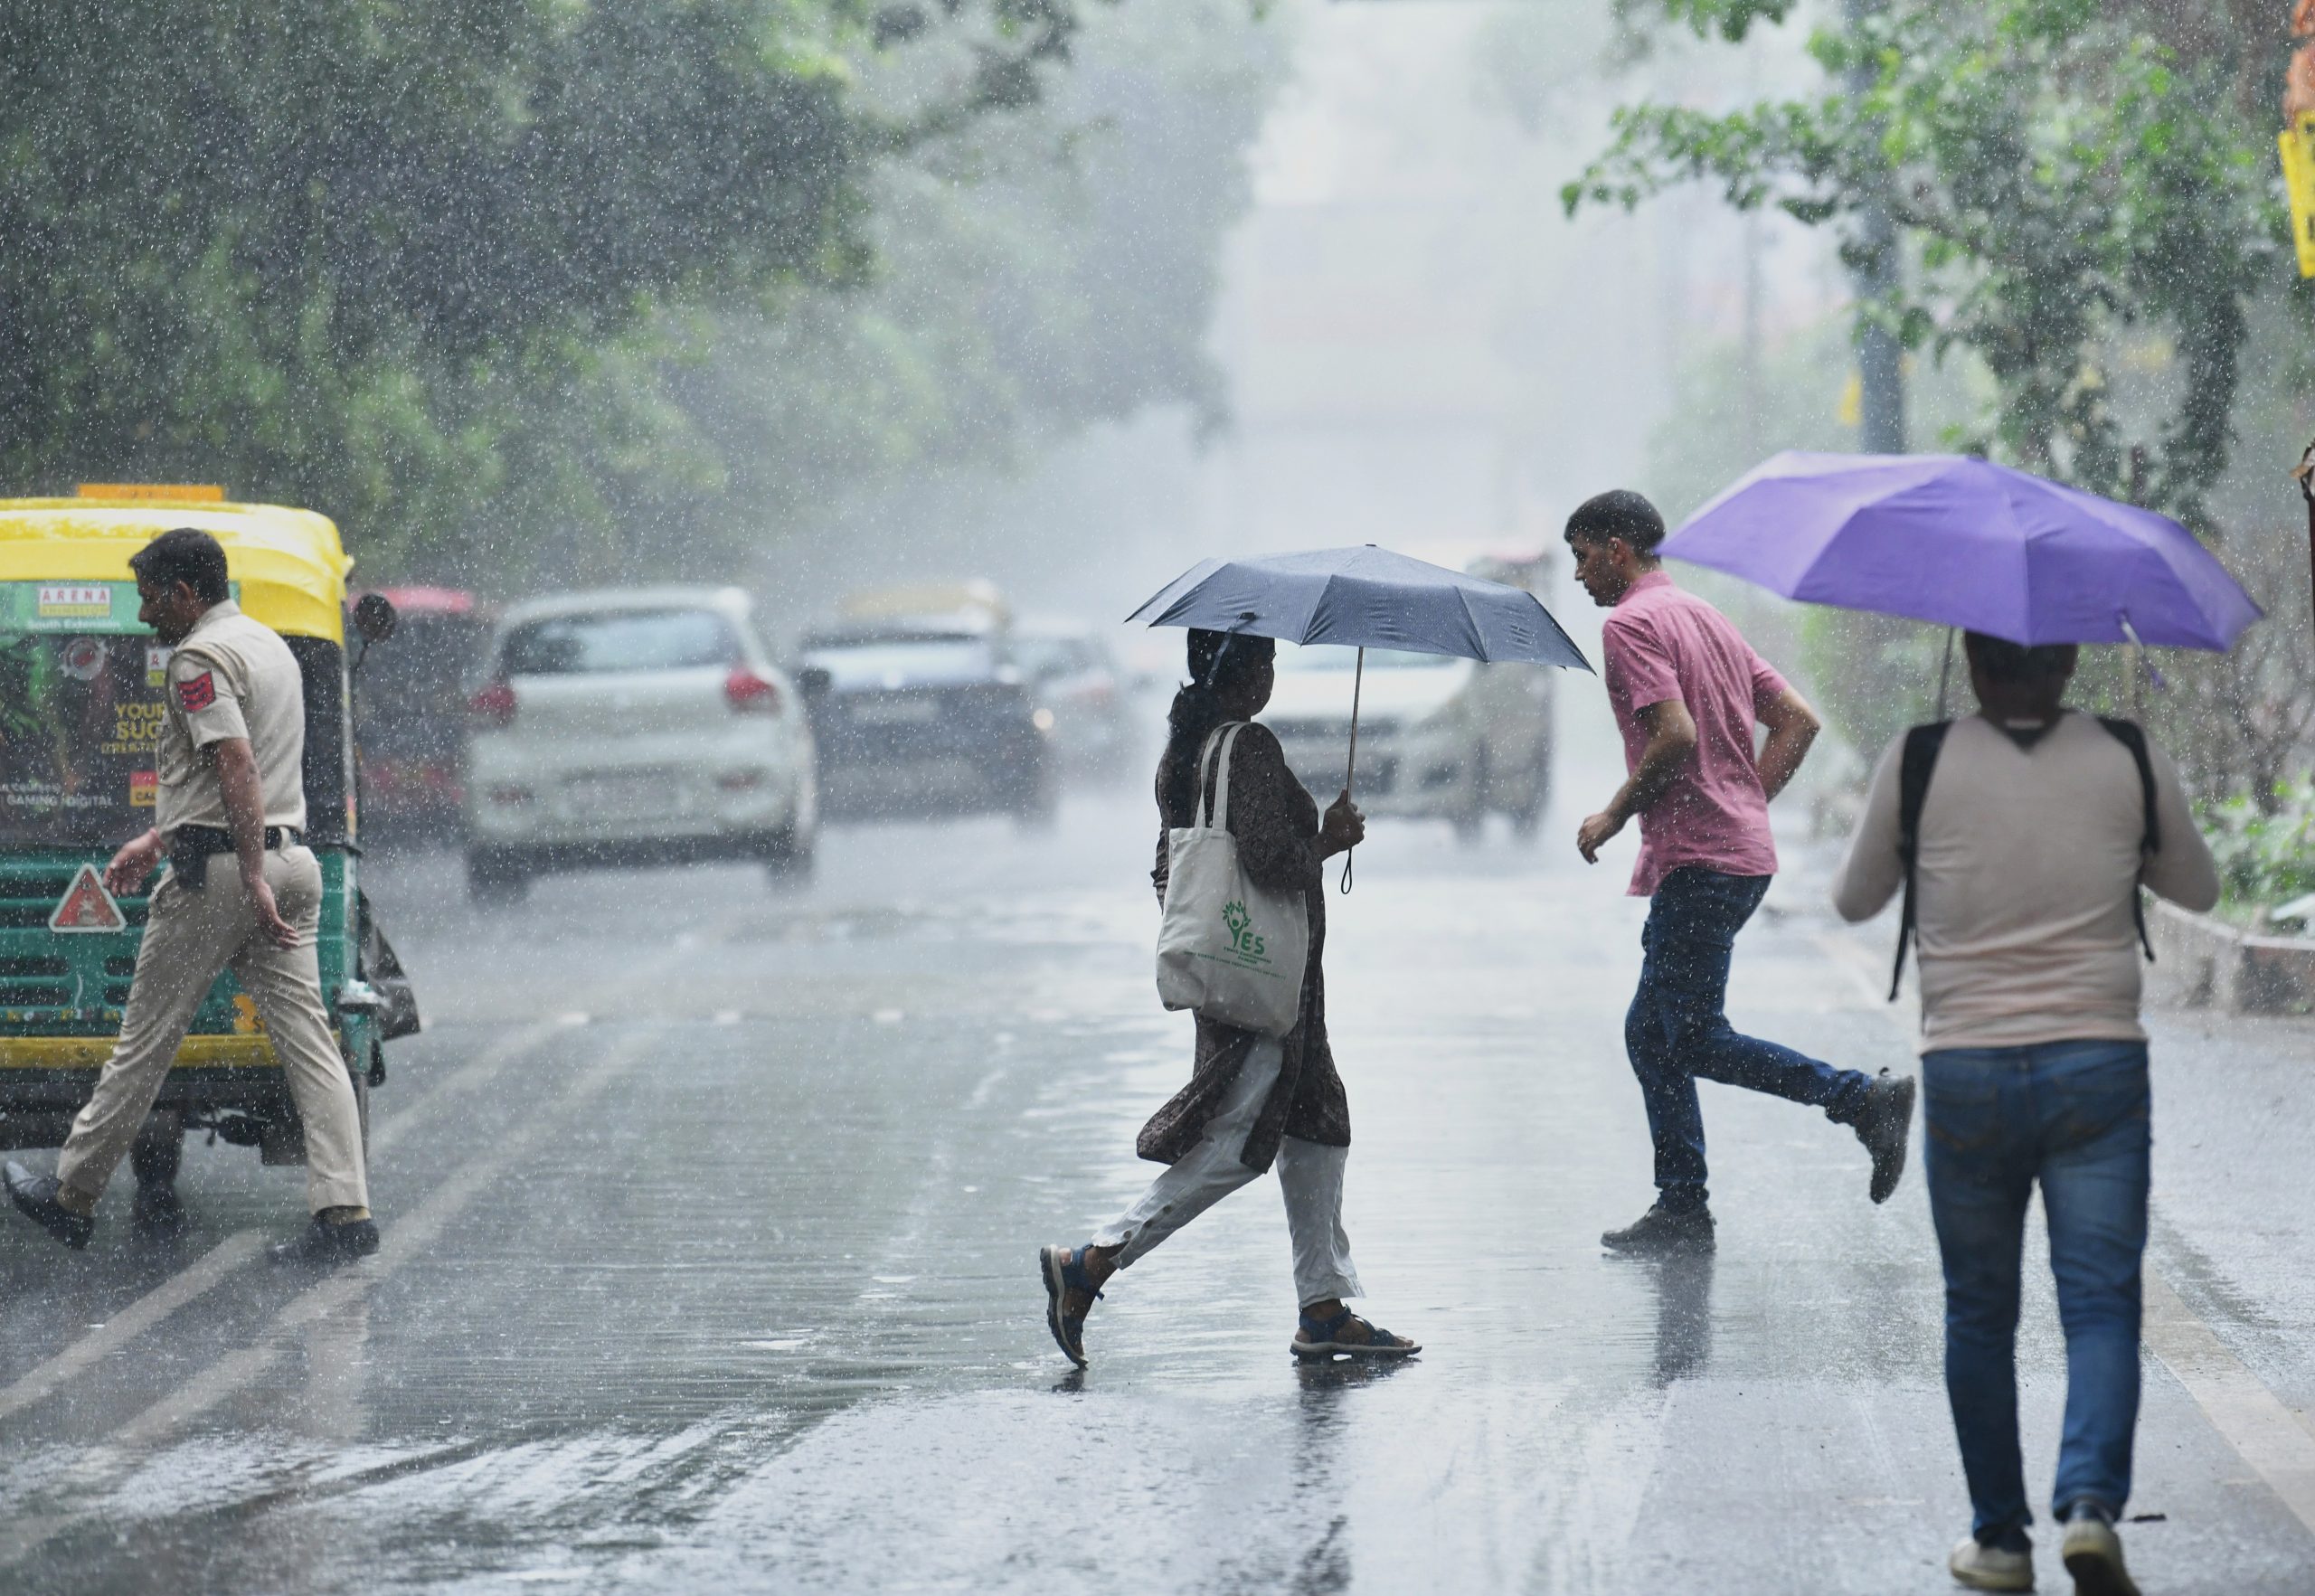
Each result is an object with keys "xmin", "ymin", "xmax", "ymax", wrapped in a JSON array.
[
  {"xmin": 469, "ymin": 681, "xmax": 517, "ymax": 727},
  {"xmin": 725, "ymin": 668, "xmax": 780, "ymax": 714}
]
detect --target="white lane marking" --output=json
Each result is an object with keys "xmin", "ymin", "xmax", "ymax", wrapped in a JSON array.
[
  {"xmin": 0, "ymin": 1230, "xmax": 265, "ymax": 1423},
  {"xmin": 2142, "ymin": 1270, "xmax": 2315, "ymax": 1537},
  {"xmin": 1815, "ymin": 925, "xmax": 2315, "ymax": 1533},
  {"xmin": 370, "ymin": 1019, "xmax": 562, "ymax": 1157},
  {"xmin": 0, "ymin": 901, "xmax": 756, "ymax": 1432},
  {"xmin": 111, "ymin": 1024, "xmax": 657, "ymax": 1449}
]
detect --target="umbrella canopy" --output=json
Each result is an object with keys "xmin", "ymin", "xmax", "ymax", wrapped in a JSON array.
[
  {"xmin": 1661, "ymin": 450, "xmax": 2262, "ymax": 651},
  {"xmin": 1124, "ymin": 544, "xmax": 1592, "ymax": 671}
]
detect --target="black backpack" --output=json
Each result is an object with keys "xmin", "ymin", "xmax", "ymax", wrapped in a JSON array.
[{"xmin": 1889, "ymin": 716, "xmax": 2159, "ymax": 1001}]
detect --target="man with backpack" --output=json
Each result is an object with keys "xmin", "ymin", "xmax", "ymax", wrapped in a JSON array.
[{"xmin": 1833, "ymin": 633, "xmax": 2217, "ymax": 1596}]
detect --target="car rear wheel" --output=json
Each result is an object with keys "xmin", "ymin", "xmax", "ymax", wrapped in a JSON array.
[
  {"xmin": 1452, "ymin": 750, "xmax": 1488, "ymax": 845},
  {"xmin": 761, "ymin": 822, "xmax": 817, "ymax": 885},
  {"xmin": 466, "ymin": 847, "xmax": 531, "ymax": 905},
  {"xmin": 1507, "ymin": 748, "xmax": 1550, "ymax": 837},
  {"xmin": 1009, "ymin": 755, "xmax": 1060, "ymax": 832}
]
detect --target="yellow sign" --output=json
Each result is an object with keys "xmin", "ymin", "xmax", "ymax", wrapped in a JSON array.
[
  {"xmin": 73, "ymin": 483, "xmax": 226, "ymax": 503},
  {"xmin": 2281, "ymin": 115, "xmax": 2315, "ymax": 279}
]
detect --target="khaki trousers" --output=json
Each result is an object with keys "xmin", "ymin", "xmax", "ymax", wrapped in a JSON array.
[{"xmin": 56, "ymin": 846, "xmax": 370, "ymax": 1215}]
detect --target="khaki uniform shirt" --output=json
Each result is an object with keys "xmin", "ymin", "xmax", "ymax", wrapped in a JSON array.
[{"xmin": 154, "ymin": 600, "xmax": 309, "ymax": 836}]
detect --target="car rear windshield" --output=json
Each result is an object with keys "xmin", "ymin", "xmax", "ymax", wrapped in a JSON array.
[
  {"xmin": 498, "ymin": 609, "xmax": 739, "ymax": 676},
  {"xmin": 356, "ymin": 613, "xmax": 492, "ymax": 759},
  {"xmin": 799, "ymin": 636, "xmax": 997, "ymax": 688}
]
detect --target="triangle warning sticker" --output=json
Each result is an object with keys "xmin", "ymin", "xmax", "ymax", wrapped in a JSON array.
[{"xmin": 50, "ymin": 864, "xmax": 126, "ymax": 933}]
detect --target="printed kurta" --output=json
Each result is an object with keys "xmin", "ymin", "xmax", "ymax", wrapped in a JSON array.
[{"xmin": 1140, "ymin": 721, "xmax": 1349, "ymax": 1173}]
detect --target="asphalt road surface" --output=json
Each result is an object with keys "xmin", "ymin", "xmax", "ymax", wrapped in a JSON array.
[{"xmin": 3, "ymin": 741, "xmax": 2313, "ymax": 1593}]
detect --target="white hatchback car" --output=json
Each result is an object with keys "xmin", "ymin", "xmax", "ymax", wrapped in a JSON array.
[
  {"xmin": 462, "ymin": 587, "xmax": 817, "ymax": 900},
  {"xmin": 1262, "ymin": 643, "xmax": 1554, "ymax": 839}
]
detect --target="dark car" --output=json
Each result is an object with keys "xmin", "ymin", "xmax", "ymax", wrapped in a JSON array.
[
  {"xmin": 351, "ymin": 587, "xmax": 496, "ymax": 841},
  {"xmin": 798, "ymin": 622, "xmax": 1055, "ymax": 826},
  {"xmin": 1013, "ymin": 619, "xmax": 1136, "ymax": 780}
]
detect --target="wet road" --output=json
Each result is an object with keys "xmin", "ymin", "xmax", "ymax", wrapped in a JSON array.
[{"xmin": 3, "ymin": 759, "xmax": 2314, "ymax": 1591}]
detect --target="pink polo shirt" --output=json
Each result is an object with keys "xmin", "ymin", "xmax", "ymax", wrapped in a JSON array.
[{"xmin": 1601, "ymin": 570, "xmax": 1788, "ymax": 896}]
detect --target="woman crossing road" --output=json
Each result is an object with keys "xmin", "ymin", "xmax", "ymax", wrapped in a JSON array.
[{"xmin": 1038, "ymin": 628, "xmax": 1419, "ymax": 1368}]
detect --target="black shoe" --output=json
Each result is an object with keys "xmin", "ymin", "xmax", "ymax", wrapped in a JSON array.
[
  {"xmin": 131, "ymin": 1183, "xmax": 185, "ymax": 1234},
  {"xmin": 1856, "ymin": 1069, "xmax": 1917, "ymax": 1204},
  {"xmin": 5, "ymin": 1160, "xmax": 94, "ymax": 1251},
  {"xmin": 1602, "ymin": 1204, "xmax": 1715, "ymax": 1254},
  {"xmin": 270, "ymin": 1215, "xmax": 380, "ymax": 1267}
]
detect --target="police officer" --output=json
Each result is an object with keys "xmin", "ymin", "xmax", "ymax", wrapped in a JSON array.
[{"xmin": 5, "ymin": 527, "xmax": 379, "ymax": 1264}]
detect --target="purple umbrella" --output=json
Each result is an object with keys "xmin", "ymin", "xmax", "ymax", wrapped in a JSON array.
[{"xmin": 1661, "ymin": 451, "xmax": 2261, "ymax": 650}]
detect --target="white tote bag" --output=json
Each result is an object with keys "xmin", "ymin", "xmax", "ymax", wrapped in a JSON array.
[{"xmin": 1155, "ymin": 722, "xmax": 1310, "ymax": 1037}]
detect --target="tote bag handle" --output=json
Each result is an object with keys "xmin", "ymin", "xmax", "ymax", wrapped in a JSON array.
[{"xmin": 1193, "ymin": 722, "xmax": 1247, "ymax": 832}]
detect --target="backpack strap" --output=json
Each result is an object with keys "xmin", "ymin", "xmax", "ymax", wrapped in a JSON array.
[
  {"xmin": 1891, "ymin": 721, "xmax": 1953, "ymax": 1000},
  {"xmin": 2096, "ymin": 715, "xmax": 2160, "ymax": 964}
]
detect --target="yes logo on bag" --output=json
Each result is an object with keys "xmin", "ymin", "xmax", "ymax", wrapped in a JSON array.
[{"xmin": 1221, "ymin": 900, "xmax": 1269, "ymax": 966}]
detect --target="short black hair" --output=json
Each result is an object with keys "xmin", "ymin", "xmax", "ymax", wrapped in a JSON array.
[
  {"xmin": 1963, "ymin": 631, "xmax": 2077, "ymax": 686},
  {"xmin": 128, "ymin": 526, "xmax": 231, "ymax": 605},
  {"xmin": 1564, "ymin": 489, "xmax": 1667, "ymax": 554}
]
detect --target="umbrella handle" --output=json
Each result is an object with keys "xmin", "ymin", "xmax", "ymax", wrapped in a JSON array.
[{"xmin": 1338, "ymin": 648, "xmax": 1365, "ymax": 895}]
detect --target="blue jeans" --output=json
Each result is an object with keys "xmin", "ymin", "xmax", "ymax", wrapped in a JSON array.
[
  {"xmin": 1625, "ymin": 867, "xmax": 1871, "ymax": 1213},
  {"xmin": 1923, "ymin": 1039, "xmax": 2150, "ymax": 1543}
]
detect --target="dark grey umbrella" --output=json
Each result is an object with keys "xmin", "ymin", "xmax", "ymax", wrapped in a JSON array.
[{"xmin": 1127, "ymin": 545, "xmax": 1592, "ymax": 887}]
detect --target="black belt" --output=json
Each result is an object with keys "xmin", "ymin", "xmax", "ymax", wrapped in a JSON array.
[
  {"xmin": 172, "ymin": 824, "xmax": 301, "ymax": 853},
  {"xmin": 166, "ymin": 824, "xmax": 301, "ymax": 889}
]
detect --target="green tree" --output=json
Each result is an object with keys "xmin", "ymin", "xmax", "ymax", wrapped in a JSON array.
[
  {"xmin": 0, "ymin": 0, "xmax": 1099, "ymax": 568},
  {"xmin": 1569, "ymin": 0, "xmax": 2276, "ymax": 533},
  {"xmin": 1570, "ymin": 0, "xmax": 2315, "ymax": 809}
]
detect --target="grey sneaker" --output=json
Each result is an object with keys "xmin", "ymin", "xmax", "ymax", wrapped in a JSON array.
[
  {"xmin": 1601, "ymin": 1204, "xmax": 1715, "ymax": 1254},
  {"xmin": 2060, "ymin": 1506, "xmax": 2139, "ymax": 1596},
  {"xmin": 1948, "ymin": 1535, "xmax": 2034, "ymax": 1591},
  {"xmin": 1857, "ymin": 1069, "xmax": 1917, "ymax": 1204}
]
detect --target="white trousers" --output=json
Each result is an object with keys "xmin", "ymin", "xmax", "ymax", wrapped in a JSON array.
[{"xmin": 1091, "ymin": 1037, "xmax": 1363, "ymax": 1308}]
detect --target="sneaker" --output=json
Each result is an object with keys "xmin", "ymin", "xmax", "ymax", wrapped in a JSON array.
[
  {"xmin": 1948, "ymin": 1535, "xmax": 2034, "ymax": 1591},
  {"xmin": 2060, "ymin": 1504, "xmax": 2139, "ymax": 1596},
  {"xmin": 1857, "ymin": 1069, "xmax": 1917, "ymax": 1204},
  {"xmin": 4, "ymin": 1160, "xmax": 93, "ymax": 1251},
  {"xmin": 1601, "ymin": 1204, "xmax": 1715, "ymax": 1254},
  {"xmin": 269, "ymin": 1215, "xmax": 381, "ymax": 1267}
]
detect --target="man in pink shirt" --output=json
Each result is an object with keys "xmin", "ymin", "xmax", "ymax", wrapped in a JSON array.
[{"xmin": 1566, "ymin": 490, "xmax": 1915, "ymax": 1252}]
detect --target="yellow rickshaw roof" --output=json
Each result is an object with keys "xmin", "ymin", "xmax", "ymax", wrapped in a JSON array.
[{"xmin": 0, "ymin": 497, "xmax": 352, "ymax": 645}]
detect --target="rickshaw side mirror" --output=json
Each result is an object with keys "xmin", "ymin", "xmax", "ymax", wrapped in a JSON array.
[{"xmin": 353, "ymin": 593, "xmax": 400, "ymax": 646}]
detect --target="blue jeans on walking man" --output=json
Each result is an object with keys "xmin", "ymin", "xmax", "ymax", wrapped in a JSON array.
[
  {"xmin": 1923, "ymin": 1038, "xmax": 2150, "ymax": 1545},
  {"xmin": 1627, "ymin": 866, "xmax": 1873, "ymax": 1213}
]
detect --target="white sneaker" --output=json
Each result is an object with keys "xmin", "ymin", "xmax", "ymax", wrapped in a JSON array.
[
  {"xmin": 2060, "ymin": 1512, "xmax": 2140, "ymax": 1596},
  {"xmin": 1949, "ymin": 1535, "xmax": 2035, "ymax": 1591}
]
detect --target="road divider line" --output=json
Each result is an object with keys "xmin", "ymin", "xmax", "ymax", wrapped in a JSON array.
[
  {"xmin": 0, "ymin": 900, "xmax": 752, "ymax": 1441},
  {"xmin": 111, "ymin": 1024, "xmax": 660, "ymax": 1450},
  {"xmin": 1813, "ymin": 924, "xmax": 2315, "ymax": 1538},
  {"xmin": 0, "ymin": 1230, "xmax": 265, "ymax": 1425},
  {"xmin": 2141, "ymin": 1270, "xmax": 2315, "ymax": 1537}
]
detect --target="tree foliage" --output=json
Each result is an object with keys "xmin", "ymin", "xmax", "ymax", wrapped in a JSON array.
[
  {"xmin": 0, "ymin": 0, "xmax": 1100, "ymax": 566},
  {"xmin": 1570, "ymin": 0, "xmax": 2278, "ymax": 534}
]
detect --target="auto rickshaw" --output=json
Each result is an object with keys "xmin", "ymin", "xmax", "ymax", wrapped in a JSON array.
[{"xmin": 0, "ymin": 485, "xmax": 417, "ymax": 1214}]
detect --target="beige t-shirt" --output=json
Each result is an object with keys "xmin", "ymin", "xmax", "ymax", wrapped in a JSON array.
[
  {"xmin": 1833, "ymin": 712, "xmax": 2218, "ymax": 1053},
  {"xmin": 155, "ymin": 600, "xmax": 309, "ymax": 836}
]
